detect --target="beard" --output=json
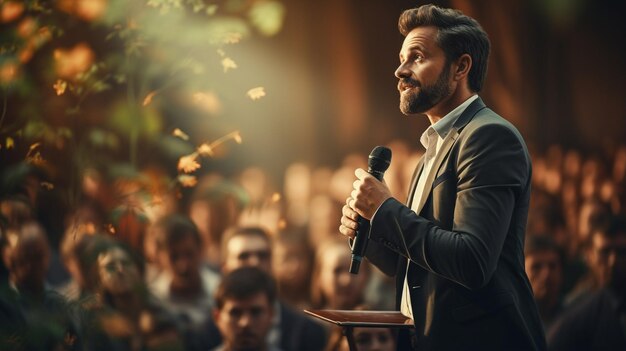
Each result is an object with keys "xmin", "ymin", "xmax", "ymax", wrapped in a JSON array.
[{"xmin": 399, "ymin": 64, "xmax": 452, "ymax": 115}]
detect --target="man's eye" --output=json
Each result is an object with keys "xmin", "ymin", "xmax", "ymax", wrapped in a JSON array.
[{"xmin": 414, "ymin": 54, "xmax": 424, "ymax": 62}]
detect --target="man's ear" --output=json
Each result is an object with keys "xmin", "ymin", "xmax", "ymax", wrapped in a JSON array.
[{"xmin": 453, "ymin": 54, "xmax": 472, "ymax": 81}]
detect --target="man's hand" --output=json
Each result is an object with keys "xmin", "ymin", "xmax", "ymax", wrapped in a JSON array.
[{"xmin": 339, "ymin": 168, "xmax": 393, "ymax": 239}]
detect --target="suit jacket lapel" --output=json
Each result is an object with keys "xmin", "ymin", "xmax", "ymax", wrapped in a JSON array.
[
  {"xmin": 406, "ymin": 156, "xmax": 425, "ymax": 207},
  {"xmin": 411, "ymin": 96, "xmax": 488, "ymax": 215}
]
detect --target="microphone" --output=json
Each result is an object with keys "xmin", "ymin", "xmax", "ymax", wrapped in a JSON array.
[{"xmin": 349, "ymin": 146, "xmax": 392, "ymax": 274}]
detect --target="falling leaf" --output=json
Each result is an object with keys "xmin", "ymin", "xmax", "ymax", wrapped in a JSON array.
[
  {"xmin": 247, "ymin": 87, "xmax": 266, "ymax": 100},
  {"xmin": 217, "ymin": 49, "xmax": 225, "ymax": 57},
  {"xmin": 106, "ymin": 223, "xmax": 116, "ymax": 234},
  {"xmin": 40, "ymin": 182, "xmax": 54, "ymax": 190},
  {"xmin": 221, "ymin": 57, "xmax": 237, "ymax": 72},
  {"xmin": 6, "ymin": 137, "xmax": 14, "ymax": 149},
  {"xmin": 271, "ymin": 192, "xmax": 281, "ymax": 202},
  {"xmin": 233, "ymin": 131, "xmax": 243, "ymax": 144},
  {"xmin": 177, "ymin": 153, "xmax": 200, "ymax": 173},
  {"xmin": 197, "ymin": 143, "xmax": 213, "ymax": 156},
  {"xmin": 172, "ymin": 128, "xmax": 189, "ymax": 140},
  {"xmin": 142, "ymin": 91, "xmax": 157, "ymax": 106},
  {"xmin": 177, "ymin": 174, "xmax": 198, "ymax": 188},
  {"xmin": 53, "ymin": 79, "xmax": 67, "ymax": 95}
]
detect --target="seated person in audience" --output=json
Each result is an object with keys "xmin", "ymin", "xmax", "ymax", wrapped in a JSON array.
[
  {"xmin": 201, "ymin": 226, "xmax": 327, "ymax": 351},
  {"xmin": 212, "ymin": 267, "xmax": 280, "ymax": 351},
  {"xmin": 1, "ymin": 221, "xmax": 79, "ymax": 350},
  {"xmin": 149, "ymin": 214, "xmax": 221, "ymax": 329},
  {"xmin": 525, "ymin": 235, "xmax": 565, "ymax": 331},
  {"xmin": 272, "ymin": 227, "xmax": 314, "ymax": 309},
  {"xmin": 548, "ymin": 214, "xmax": 626, "ymax": 350},
  {"xmin": 311, "ymin": 237, "xmax": 370, "ymax": 310},
  {"xmin": 325, "ymin": 326, "xmax": 397, "ymax": 351},
  {"xmin": 84, "ymin": 241, "xmax": 183, "ymax": 351}
]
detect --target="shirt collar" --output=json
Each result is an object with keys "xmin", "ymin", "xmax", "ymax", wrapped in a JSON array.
[
  {"xmin": 418, "ymin": 95, "xmax": 478, "ymax": 149},
  {"xmin": 432, "ymin": 94, "xmax": 479, "ymax": 139}
]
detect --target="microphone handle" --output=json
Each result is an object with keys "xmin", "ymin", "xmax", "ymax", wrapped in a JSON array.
[{"xmin": 349, "ymin": 167, "xmax": 385, "ymax": 274}]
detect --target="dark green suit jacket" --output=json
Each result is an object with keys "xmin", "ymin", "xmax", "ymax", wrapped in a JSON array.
[{"xmin": 366, "ymin": 97, "xmax": 546, "ymax": 351}]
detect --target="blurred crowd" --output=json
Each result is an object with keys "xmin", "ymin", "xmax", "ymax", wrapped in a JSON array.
[{"xmin": 1, "ymin": 139, "xmax": 625, "ymax": 351}]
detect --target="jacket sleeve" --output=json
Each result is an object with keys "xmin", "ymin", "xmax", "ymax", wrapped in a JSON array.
[{"xmin": 369, "ymin": 122, "xmax": 530, "ymax": 290}]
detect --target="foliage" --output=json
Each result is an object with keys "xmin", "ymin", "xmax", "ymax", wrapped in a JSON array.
[{"xmin": 0, "ymin": 0, "xmax": 285, "ymax": 216}]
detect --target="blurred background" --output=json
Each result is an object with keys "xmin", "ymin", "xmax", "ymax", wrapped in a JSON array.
[{"xmin": 1, "ymin": 0, "xmax": 626, "ymax": 349}]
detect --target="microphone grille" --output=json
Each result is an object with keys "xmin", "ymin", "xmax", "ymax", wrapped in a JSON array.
[{"xmin": 368, "ymin": 146, "xmax": 392, "ymax": 172}]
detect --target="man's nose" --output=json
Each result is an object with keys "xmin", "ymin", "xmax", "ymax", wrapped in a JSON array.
[
  {"xmin": 395, "ymin": 61, "xmax": 411, "ymax": 79},
  {"xmin": 238, "ymin": 313, "xmax": 252, "ymax": 328}
]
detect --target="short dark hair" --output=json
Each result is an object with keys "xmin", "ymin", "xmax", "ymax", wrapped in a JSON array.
[
  {"xmin": 214, "ymin": 267, "xmax": 276, "ymax": 309},
  {"xmin": 221, "ymin": 226, "xmax": 272, "ymax": 260},
  {"xmin": 525, "ymin": 235, "xmax": 565, "ymax": 267},
  {"xmin": 153, "ymin": 214, "xmax": 201, "ymax": 250},
  {"xmin": 591, "ymin": 213, "xmax": 626, "ymax": 240},
  {"xmin": 398, "ymin": 4, "xmax": 490, "ymax": 92}
]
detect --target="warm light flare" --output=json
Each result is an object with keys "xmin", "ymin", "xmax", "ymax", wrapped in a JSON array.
[
  {"xmin": 54, "ymin": 42, "xmax": 95, "ymax": 79},
  {"xmin": 1, "ymin": 1, "xmax": 24, "ymax": 23}
]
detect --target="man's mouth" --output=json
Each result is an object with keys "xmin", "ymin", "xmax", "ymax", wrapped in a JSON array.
[{"xmin": 399, "ymin": 81, "xmax": 418, "ymax": 93}]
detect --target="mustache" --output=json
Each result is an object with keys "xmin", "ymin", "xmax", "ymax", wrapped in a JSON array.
[{"xmin": 398, "ymin": 78, "xmax": 420, "ymax": 91}]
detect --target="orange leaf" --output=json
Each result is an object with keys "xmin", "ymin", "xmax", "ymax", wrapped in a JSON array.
[
  {"xmin": 142, "ymin": 91, "xmax": 157, "ymax": 106},
  {"xmin": 177, "ymin": 153, "xmax": 200, "ymax": 173},
  {"xmin": 53, "ymin": 79, "xmax": 67, "ymax": 95},
  {"xmin": 172, "ymin": 128, "xmax": 189, "ymax": 140}
]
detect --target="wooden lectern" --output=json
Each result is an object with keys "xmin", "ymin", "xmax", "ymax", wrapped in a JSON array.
[{"xmin": 304, "ymin": 310, "xmax": 414, "ymax": 351}]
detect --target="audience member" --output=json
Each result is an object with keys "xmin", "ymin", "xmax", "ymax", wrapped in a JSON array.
[
  {"xmin": 272, "ymin": 226, "xmax": 314, "ymax": 309},
  {"xmin": 547, "ymin": 214, "xmax": 626, "ymax": 350},
  {"xmin": 311, "ymin": 236, "xmax": 370, "ymax": 310},
  {"xmin": 149, "ymin": 214, "xmax": 221, "ymax": 329},
  {"xmin": 209, "ymin": 225, "xmax": 327, "ymax": 351},
  {"xmin": 212, "ymin": 267, "xmax": 280, "ymax": 351},
  {"xmin": 525, "ymin": 235, "xmax": 565, "ymax": 330},
  {"xmin": 0, "ymin": 221, "xmax": 79, "ymax": 350},
  {"xmin": 83, "ymin": 241, "xmax": 184, "ymax": 351}
]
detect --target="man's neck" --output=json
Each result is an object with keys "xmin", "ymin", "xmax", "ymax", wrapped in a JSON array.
[{"xmin": 425, "ymin": 88, "xmax": 474, "ymax": 125}]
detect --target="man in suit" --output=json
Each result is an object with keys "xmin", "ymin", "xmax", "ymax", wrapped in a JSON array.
[{"xmin": 339, "ymin": 5, "xmax": 546, "ymax": 351}]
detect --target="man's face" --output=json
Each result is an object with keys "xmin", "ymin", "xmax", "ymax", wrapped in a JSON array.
[
  {"xmin": 162, "ymin": 235, "xmax": 201, "ymax": 288},
  {"xmin": 353, "ymin": 327, "xmax": 396, "ymax": 351},
  {"xmin": 223, "ymin": 235, "xmax": 271, "ymax": 274},
  {"xmin": 213, "ymin": 292, "xmax": 274, "ymax": 351},
  {"xmin": 10, "ymin": 237, "xmax": 49, "ymax": 291},
  {"xmin": 395, "ymin": 26, "xmax": 452, "ymax": 115},
  {"xmin": 589, "ymin": 232, "xmax": 626, "ymax": 291},
  {"xmin": 525, "ymin": 250, "xmax": 562, "ymax": 303}
]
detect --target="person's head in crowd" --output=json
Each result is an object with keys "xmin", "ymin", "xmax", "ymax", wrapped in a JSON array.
[
  {"xmin": 272, "ymin": 226, "xmax": 313, "ymax": 307},
  {"xmin": 311, "ymin": 237, "xmax": 370, "ymax": 310},
  {"xmin": 577, "ymin": 199, "xmax": 612, "ymax": 250},
  {"xmin": 96, "ymin": 241, "xmax": 145, "ymax": 302},
  {"xmin": 213, "ymin": 267, "xmax": 276, "ymax": 351},
  {"xmin": 525, "ymin": 235, "xmax": 565, "ymax": 325},
  {"xmin": 326, "ymin": 326, "xmax": 397, "ymax": 351},
  {"xmin": 89, "ymin": 240, "xmax": 184, "ymax": 350},
  {"xmin": 2, "ymin": 221, "xmax": 50, "ymax": 295},
  {"xmin": 188, "ymin": 175, "xmax": 247, "ymax": 268},
  {"xmin": 585, "ymin": 213, "xmax": 626, "ymax": 294},
  {"xmin": 325, "ymin": 304, "xmax": 397, "ymax": 351},
  {"xmin": 60, "ymin": 229, "xmax": 113, "ymax": 298},
  {"xmin": 221, "ymin": 226, "xmax": 272, "ymax": 275},
  {"xmin": 0, "ymin": 195, "xmax": 34, "ymax": 230},
  {"xmin": 153, "ymin": 214, "xmax": 204, "ymax": 293}
]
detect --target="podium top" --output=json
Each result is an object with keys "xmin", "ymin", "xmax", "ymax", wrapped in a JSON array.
[{"xmin": 304, "ymin": 309, "xmax": 414, "ymax": 329}]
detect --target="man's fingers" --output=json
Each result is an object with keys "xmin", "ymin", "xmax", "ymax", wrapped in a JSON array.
[
  {"xmin": 339, "ymin": 224, "xmax": 356, "ymax": 239},
  {"xmin": 340, "ymin": 214, "xmax": 358, "ymax": 230},
  {"xmin": 355, "ymin": 168, "xmax": 368, "ymax": 180},
  {"xmin": 342, "ymin": 204, "xmax": 358, "ymax": 220}
]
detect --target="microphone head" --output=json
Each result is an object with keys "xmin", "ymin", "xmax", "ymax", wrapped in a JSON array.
[{"xmin": 368, "ymin": 146, "xmax": 392, "ymax": 173}]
